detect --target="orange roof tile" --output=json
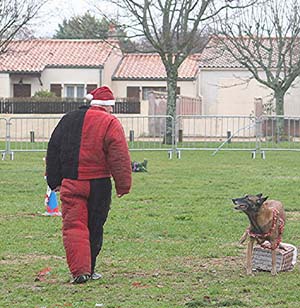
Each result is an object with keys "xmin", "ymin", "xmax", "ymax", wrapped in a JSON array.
[
  {"xmin": 199, "ymin": 36, "xmax": 300, "ymax": 69},
  {"xmin": 199, "ymin": 37, "xmax": 244, "ymax": 68},
  {"xmin": 112, "ymin": 53, "xmax": 199, "ymax": 80},
  {"xmin": 0, "ymin": 39, "xmax": 119, "ymax": 73}
]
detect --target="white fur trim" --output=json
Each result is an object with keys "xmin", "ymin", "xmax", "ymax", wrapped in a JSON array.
[
  {"xmin": 90, "ymin": 99, "xmax": 115, "ymax": 106},
  {"xmin": 85, "ymin": 93, "xmax": 93, "ymax": 100}
]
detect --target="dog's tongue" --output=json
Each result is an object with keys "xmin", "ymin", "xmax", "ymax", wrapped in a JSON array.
[{"xmin": 235, "ymin": 204, "xmax": 246, "ymax": 210}]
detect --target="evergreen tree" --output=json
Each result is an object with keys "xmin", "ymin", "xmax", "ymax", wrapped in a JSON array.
[{"xmin": 54, "ymin": 12, "xmax": 110, "ymax": 39}]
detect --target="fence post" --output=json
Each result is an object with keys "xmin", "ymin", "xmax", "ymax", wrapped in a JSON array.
[
  {"xmin": 227, "ymin": 131, "xmax": 231, "ymax": 143},
  {"xmin": 6, "ymin": 119, "xmax": 14, "ymax": 160},
  {"xmin": 129, "ymin": 130, "xmax": 134, "ymax": 142},
  {"xmin": 178, "ymin": 129, "xmax": 183, "ymax": 142},
  {"xmin": 30, "ymin": 131, "xmax": 35, "ymax": 143}
]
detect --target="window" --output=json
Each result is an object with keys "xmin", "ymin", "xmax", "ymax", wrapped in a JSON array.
[
  {"xmin": 66, "ymin": 85, "xmax": 75, "ymax": 98},
  {"xmin": 65, "ymin": 84, "xmax": 85, "ymax": 98},
  {"xmin": 50, "ymin": 84, "xmax": 62, "ymax": 97},
  {"xmin": 76, "ymin": 85, "xmax": 85, "ymax": 98},
  {"xmin": 127, "ymin": 87, "xmax": 140, "ymax": 99},
  {"xmin": 86, "ymin": 84, "xmax": 97, "ymax": 94}
]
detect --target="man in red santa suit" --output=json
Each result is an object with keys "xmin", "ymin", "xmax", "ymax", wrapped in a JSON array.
[{"xmin": 46, "ymin": 86, "xmax": 132, "ymax": 283}]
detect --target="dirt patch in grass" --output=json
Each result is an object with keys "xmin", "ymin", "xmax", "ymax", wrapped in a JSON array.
[
  {"xmin": 176, "ymin": 255, "xmax": 244, "ymax": 270},
  {"xmin": 0, "ymin": 253, "xmax": 64, "ymax": 265},
  {"xmin": 286, "ymin": 211, "xmax": 300, "ymax": 221},
  {"xmin": 0, "ymin": 213, "xmax": 43, "ymax": 220}
]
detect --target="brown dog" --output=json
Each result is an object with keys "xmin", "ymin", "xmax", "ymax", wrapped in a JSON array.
[{"xmin": 232, "ymin": 193, "xmax": 285, "ymax": 275}]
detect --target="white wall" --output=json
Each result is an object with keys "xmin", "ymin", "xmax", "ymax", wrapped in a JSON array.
[
  {"xmin": 42, "ymin": 67, "xmax": 102, "ymax": 94},
  {"xmin": 284, "ymin": 78, "xmax": 300, "ymax": 116},
  {"xmin": 102, "ymin": 48, "xmax": 123, "ymax": 88},
  {"xmin": 0, "ymin": 73, "xmax": 10, "ymax": 97},
  {"xmin": 200, "ymin": 68, "xmax": 300, "ymax": 116},
  {"xmin": 112, "ymin": 79, "xmax": 198, "ymax": 98}
]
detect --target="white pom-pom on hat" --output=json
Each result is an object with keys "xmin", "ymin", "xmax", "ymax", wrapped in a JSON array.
[
  {"xmin": 88, "ymin": 86, "xmax": 115, "ymax": 106},
  {"xmin": 85, "ymin": 93, "xmax": 93, "ymax": 101}
]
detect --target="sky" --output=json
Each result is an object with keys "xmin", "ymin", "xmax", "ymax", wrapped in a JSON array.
[{"xmin": 33, "ymin": 0, "xmax": 95, "ymax": 38}]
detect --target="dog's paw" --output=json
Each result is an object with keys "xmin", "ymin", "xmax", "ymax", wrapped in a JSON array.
[
  {"xmin": 239, "ymin": 231, "xmax": 248, "ymax": 244},
  {"xmin": 246, "ymin": 270, "xmax": 254, "ymax": 276},
  {"xmin": 239, "ymin": 238, "xmax": 246, "ymax": 245},
  {"xmin": 239, "ymin": 236, "xmax": 247, "ymax": 244}
]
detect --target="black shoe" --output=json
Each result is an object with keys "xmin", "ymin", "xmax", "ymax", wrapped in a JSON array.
[{"xmin": 71, "ymin": 274, "xmax": 90, "ymax": 284}]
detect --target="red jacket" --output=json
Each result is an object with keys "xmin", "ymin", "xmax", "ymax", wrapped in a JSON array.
[{"xmin": 46, "ymin": 105, "xmax": 132, "ymax": 195}]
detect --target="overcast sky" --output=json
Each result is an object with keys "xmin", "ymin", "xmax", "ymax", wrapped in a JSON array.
[{"xmin": 34, "ymin": 0, "xmax": 94, "ymax": 38}]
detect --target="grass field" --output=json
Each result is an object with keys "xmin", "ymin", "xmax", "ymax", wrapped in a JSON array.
[{"xmin": 1, "ymin": 150, "xmax": 300, "ymax": 308}]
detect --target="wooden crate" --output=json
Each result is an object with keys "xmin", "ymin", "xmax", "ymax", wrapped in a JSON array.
[{"xmin": 252, "ymin": 243, "xmax": 297, "ymax": 272}]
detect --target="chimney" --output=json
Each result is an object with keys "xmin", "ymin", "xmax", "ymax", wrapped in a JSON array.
[{"xmin": 108, "ymin": 24, "xmax": 116, "ymax": 37}]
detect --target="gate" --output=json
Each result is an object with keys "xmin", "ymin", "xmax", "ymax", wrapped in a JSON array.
[
  {"xmin": 175, "ymin": 115, "xmax": 258, "ymax": 151},
  {"xmin": 118, "ymin": 115, "xmax": 174, "ymax": 151},
  {"xmin": 7, "ymin": 117, "xmax": 61, "ymax": 152}
]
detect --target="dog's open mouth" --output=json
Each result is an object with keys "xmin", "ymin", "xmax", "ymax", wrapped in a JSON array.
[
  {"xmin": 232, "ymin": 198, "xmax": 249, "ymax": 211},
  {"xmin": 234, "ymin": 204, "xmax": 247, "ymax": 210}
]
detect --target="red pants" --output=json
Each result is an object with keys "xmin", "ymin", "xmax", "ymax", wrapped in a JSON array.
[{"xmin": 60, "ymin": 178, "xmax": 111, "ymax": 277}]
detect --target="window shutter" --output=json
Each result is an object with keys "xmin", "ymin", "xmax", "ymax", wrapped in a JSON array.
[
  {"xmin": 127, "ymin": 87, "xmax": 140, "ymax": 99},
  {"xmin": 13, "ymin": 84, "xmax": 31, "ymax": 97},
  {"xmin": 50, "ymin": 84, "xmax": 62, "ymax": 97},
  {"xmin": 86, "ymin": 84, "xmax": 97, "ymax": 94}
]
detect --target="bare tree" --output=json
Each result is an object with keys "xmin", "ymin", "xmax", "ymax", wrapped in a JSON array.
[
  {"xmin": 215, "ymin": 0, "xmax": 300, "ymax": 117},
  {"xmin": 0, "ymin": 0, "xmax": 47, "ymax": 54},
  {"xmin": 97, "ymin": 0, "xmax": 256, "ymax": 143}
]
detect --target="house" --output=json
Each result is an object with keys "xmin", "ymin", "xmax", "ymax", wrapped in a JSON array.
[
  {"xmin": 198, "ymin": 37, "xmax": 300, "ymax": 116},
  {"xmin": 0, "ymin": 39, "xmax": 202, "ymax": 116},
  {"xmin": 111, "ymin": 53, "xmax": 201, "ymax": 115},
  {"xmin": 0, "ymin": 39, "xmax": 122, "ymax": 99}
]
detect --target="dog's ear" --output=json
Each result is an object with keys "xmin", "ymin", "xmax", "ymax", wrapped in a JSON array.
[
  {"xmin": 257, "ymin": 195, "xmax": 268, "ymax": 206},
  {"xmin": 256, "ymin": 193, "xmax": 263, "ymax": 198}
]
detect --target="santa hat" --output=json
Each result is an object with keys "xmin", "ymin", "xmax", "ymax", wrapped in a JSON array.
[{"xmin": 86, "ymin": 86, "xmax": 115, "ymax": 106}]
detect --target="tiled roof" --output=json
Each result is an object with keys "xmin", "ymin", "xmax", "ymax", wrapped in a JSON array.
[
  {"xmin": 199, "ymin": 36, "xmax": 300, "ymax": 69},
  {"xmin": 0, "ymin": 39, "xmax": 119, "ymax": 73},
  {"xmin": 199, "ymin": 38, "xmax": 245, "ymax": 69},
  {"xmin": 112, "ymin": 53, "xmax": 199, "ymax": 80}
]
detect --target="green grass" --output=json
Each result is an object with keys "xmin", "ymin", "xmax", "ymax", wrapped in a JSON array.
[{"xmin": 1, "ymin": 150, "xmax": 300, "ymax": 307}]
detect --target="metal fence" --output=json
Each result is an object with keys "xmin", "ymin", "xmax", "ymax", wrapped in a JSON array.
[
  {"xmin": 176, "ymin": 115, "xmax": 258, "ymax": 151},
  {"xmin": 0, "ymin": 115, "xmax": 175, "ymax": 159},
  {"xmin": 1, "ymin": 115, "xmax": 300, "ymax": 159},
  {"xmin": 259, "ymin": 116, "xmax": 300, "ymax": 151},
  {"xmin": 0, "ymin": 118, "xmax": 7, "ymax": 156},
  {"xmin": 118, "ymin": 115, "xmax": 174, "ymax": 151},
  {"xmin": 7, "ymin": 117, "xmax": 61, "ymax": 153}
]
